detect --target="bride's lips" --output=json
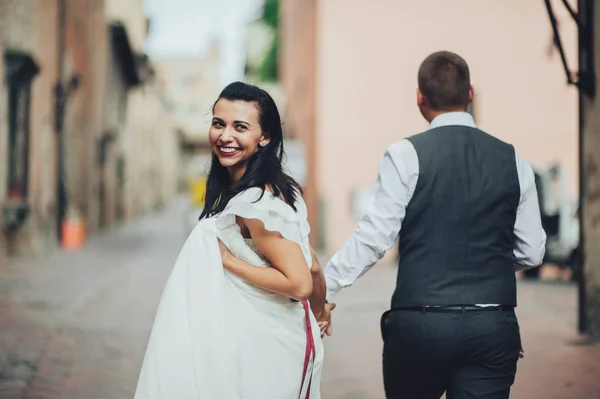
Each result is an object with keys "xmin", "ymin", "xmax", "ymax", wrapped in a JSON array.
[{"xmin": 217, "ymin": 146, "xmax": 241, "ymax": 157}]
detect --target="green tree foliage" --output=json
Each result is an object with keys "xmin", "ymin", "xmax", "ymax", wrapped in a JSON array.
[{"xmin": 257, "ymin": 0, "xmax": 279, "ymax": 82}]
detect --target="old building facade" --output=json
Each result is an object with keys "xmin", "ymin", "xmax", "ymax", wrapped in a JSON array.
[
  {"xmin": 0, "ymin": 0, "xmax": 181, "ymax": 260},
  {"xmin": 104, "ymin": 0, "xmax": 180, "ymax": 222},
  {"xmin": 1, "ymin": 0, "xmax": 65, "ymax": 257},
  {"xmin": 122, "ymin": 79, "xmax": 181, "ymax": 218}
]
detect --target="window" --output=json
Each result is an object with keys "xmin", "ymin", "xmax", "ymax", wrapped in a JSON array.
[{"xmin": 4, "ymin": 50, "xmax": 39, "ymax": 201}]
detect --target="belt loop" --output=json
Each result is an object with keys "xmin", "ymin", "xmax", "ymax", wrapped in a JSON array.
[{"xmin": 421, "ymin": 307, "xmax": 426, "ymax": 314}]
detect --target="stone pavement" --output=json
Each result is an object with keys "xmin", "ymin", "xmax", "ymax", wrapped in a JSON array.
[
  {"xmin": 0, "ymin": 198, "xmax": 189, "ymax": 399},
  {"xmin": 0, "ymin": 197, "xmax": 598, "ymax": 398}
]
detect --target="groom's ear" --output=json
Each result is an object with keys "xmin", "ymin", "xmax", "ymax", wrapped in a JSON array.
[
  {"xmin": 416, "ymin": 88, "xmax": 425, "ymax": 107},
  {"xmin": 468, "ymin": 85, "xmax": 474, "ymax": 103}
]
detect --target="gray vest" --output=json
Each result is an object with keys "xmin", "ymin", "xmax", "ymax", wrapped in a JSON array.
[{"xmin": 391, "ymin": 125, "xmax": 520, "ymax": 308}]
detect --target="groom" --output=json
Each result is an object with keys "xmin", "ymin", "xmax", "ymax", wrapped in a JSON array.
[{"xmin": 316, "ymin": 51, "xmax": 547, "ymax": 398}]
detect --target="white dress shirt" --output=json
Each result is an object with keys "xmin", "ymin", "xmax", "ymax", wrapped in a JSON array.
[{"xmin": 324, "ymin": 112, "xmax": 547, "ymax": 301}]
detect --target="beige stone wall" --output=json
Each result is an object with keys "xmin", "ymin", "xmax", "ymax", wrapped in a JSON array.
[
  {"xmin": 83, "ymin": 0, "xmax": 111, "ymax": 233},
  {"xmin": 27, "ymin": 0, "xmax": 60, "ymax": 253},
  {"xmin": 94, "ymin": 31, "xmax": 128, "ymax": 228},
  {"xmin": 104, "ymin": 0, "xmax": 147, "ymax": 52},
  {"xmin": 280, "ymin": 0, "xmax": 321, "ymax": 247},
  {"xmin": 101, "ymin": 2, "xmax": 181, "ymax": 221},
  {"xmin": 62, "ymin": 0, "xmax": 110, "ymax": 233},
  {"xmin": 122, "ymin": 83, "xmax": 180, "ymax": 218},
  {"xmin": 0, "ymin": 0, "xmax": 60, "ymax": 256},
  {"xmin": 0, "ymin": 0, "xmax": 36, "ymax": 52}
]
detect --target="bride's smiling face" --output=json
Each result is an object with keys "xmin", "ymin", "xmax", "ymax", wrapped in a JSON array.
[{"xmin": 209, "ymin": 99, "xmax": 270, "ymax": 180}]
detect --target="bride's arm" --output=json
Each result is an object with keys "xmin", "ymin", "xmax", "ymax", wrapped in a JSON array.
[
  {"xmin": 308, "ymin": 248, "xmax": 327, "ymax": 316},
  {"xmin": 220, "ymin": 217, "xmax": 313, "ymax": 301}
]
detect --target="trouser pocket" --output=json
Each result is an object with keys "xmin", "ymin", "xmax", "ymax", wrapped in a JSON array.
[{"xmin": 380, "ymin": 309, "xmax": 392, "ymax": 342}]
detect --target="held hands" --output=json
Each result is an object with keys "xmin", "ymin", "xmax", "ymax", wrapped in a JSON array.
[{"xmin": 314, "ymin": 302, "xmax": 336, "ymax": 338}]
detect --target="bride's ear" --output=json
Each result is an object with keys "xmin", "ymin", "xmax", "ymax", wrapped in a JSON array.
[{"xmin": 259, "ymin": 136, "xmax": 271, "ymax": 147}]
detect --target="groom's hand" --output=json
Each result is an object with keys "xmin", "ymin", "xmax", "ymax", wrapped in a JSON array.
[
  {"xmin": 308, "ymin": 246, "xmax": 336, "ymax": 337},
  {"xmin": 317, "ymin": 302, "xmax": 336, "ymax": 337},
  {"xmin": 519, "ymin": 343, "xmax": 524, "ymax": 359}
]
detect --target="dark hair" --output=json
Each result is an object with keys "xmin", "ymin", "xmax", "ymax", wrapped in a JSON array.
[
  {"xmin": 199, "ymin": 81, "xmax": 302, "ymax": 219},
  {"xmin": 418, "ymin": 51, "xmax": 470, "ymax": 110}
]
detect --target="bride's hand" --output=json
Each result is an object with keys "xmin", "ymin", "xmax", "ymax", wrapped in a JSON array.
[{"xmin": 217, "ymin": 239, "xmax": 234, "ymax": 270}]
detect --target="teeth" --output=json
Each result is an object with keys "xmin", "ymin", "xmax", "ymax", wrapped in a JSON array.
[{"xmin": 219, "ymin": 147, "xmax": 239, "ymax": 153}]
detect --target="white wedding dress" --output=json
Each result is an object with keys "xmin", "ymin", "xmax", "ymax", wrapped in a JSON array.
[{"xmin": 134, "ymin": 187, "xmax": 324, "ymax": 399}]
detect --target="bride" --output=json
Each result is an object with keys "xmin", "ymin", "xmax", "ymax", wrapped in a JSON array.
[{"xmin": 134, "ymin": 81, "xmax": 327, "ymax": 399}]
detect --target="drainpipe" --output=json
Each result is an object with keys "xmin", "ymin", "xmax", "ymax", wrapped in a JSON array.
[
  {"xmin": 577, "ymin": 0, "xmax": 586, "ymax": 334},
  {"xmin": 54, "ymin": 0, "xmax": 80, "ymax": 246},
  {"xmin": 55, "ymin": 0, "xmax": 67, "ymax": 243}
]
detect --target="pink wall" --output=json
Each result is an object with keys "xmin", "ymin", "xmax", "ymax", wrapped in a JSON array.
[{"xmin": 316, "ymin": 0, "xmax": 578, "ymax": 253}]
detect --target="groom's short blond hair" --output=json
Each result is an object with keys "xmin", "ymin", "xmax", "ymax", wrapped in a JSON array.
[{"xmin": 418, "ymin": 51, "xmax": 470, "ymax": 111}]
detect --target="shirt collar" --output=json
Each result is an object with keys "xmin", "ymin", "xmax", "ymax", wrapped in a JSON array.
[{"xmin": 429, "ymin": 112, "xmax": 476, "ymax": 130}]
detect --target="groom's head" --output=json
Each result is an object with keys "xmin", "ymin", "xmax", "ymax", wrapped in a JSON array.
[{"xmin": 417, "ymin": 51, "xmax": 474, "ymax": 123}]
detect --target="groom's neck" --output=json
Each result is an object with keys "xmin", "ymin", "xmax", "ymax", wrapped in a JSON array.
[{"xmin": 424, "ymin": 107, "xmax": 468, "ymax": 124}]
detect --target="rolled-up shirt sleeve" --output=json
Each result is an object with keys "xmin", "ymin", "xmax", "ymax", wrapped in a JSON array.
[
  {"xmin": 324, "ymin": 141, "xmax": 418, "ymax": 300},
  {"xmin": 513, "ymin": 153, "xmax": 547, "ymax": 270}
]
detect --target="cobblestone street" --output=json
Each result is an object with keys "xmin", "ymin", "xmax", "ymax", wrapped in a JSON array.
[
  {"xmin": 0, "ymin": 199, "xmax": 188, "ymax": 399},
  {"xmin": 0, "ymin": 198, "xmax": 599, "ymax": 398}
]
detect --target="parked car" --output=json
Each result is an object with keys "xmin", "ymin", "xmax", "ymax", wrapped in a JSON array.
[{"xmin": 523, "ymin": 165, "xmax": 580, "ymax": 280}]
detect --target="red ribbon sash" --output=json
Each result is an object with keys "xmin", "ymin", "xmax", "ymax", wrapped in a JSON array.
[{"xmin": 299, "ymin": 301, "xmax": 316, "ymax": 399}]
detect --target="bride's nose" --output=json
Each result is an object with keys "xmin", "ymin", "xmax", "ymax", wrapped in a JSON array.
[{"xmin": 220, "ymin": 128, "xmax": 235, "ymax": 143}]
